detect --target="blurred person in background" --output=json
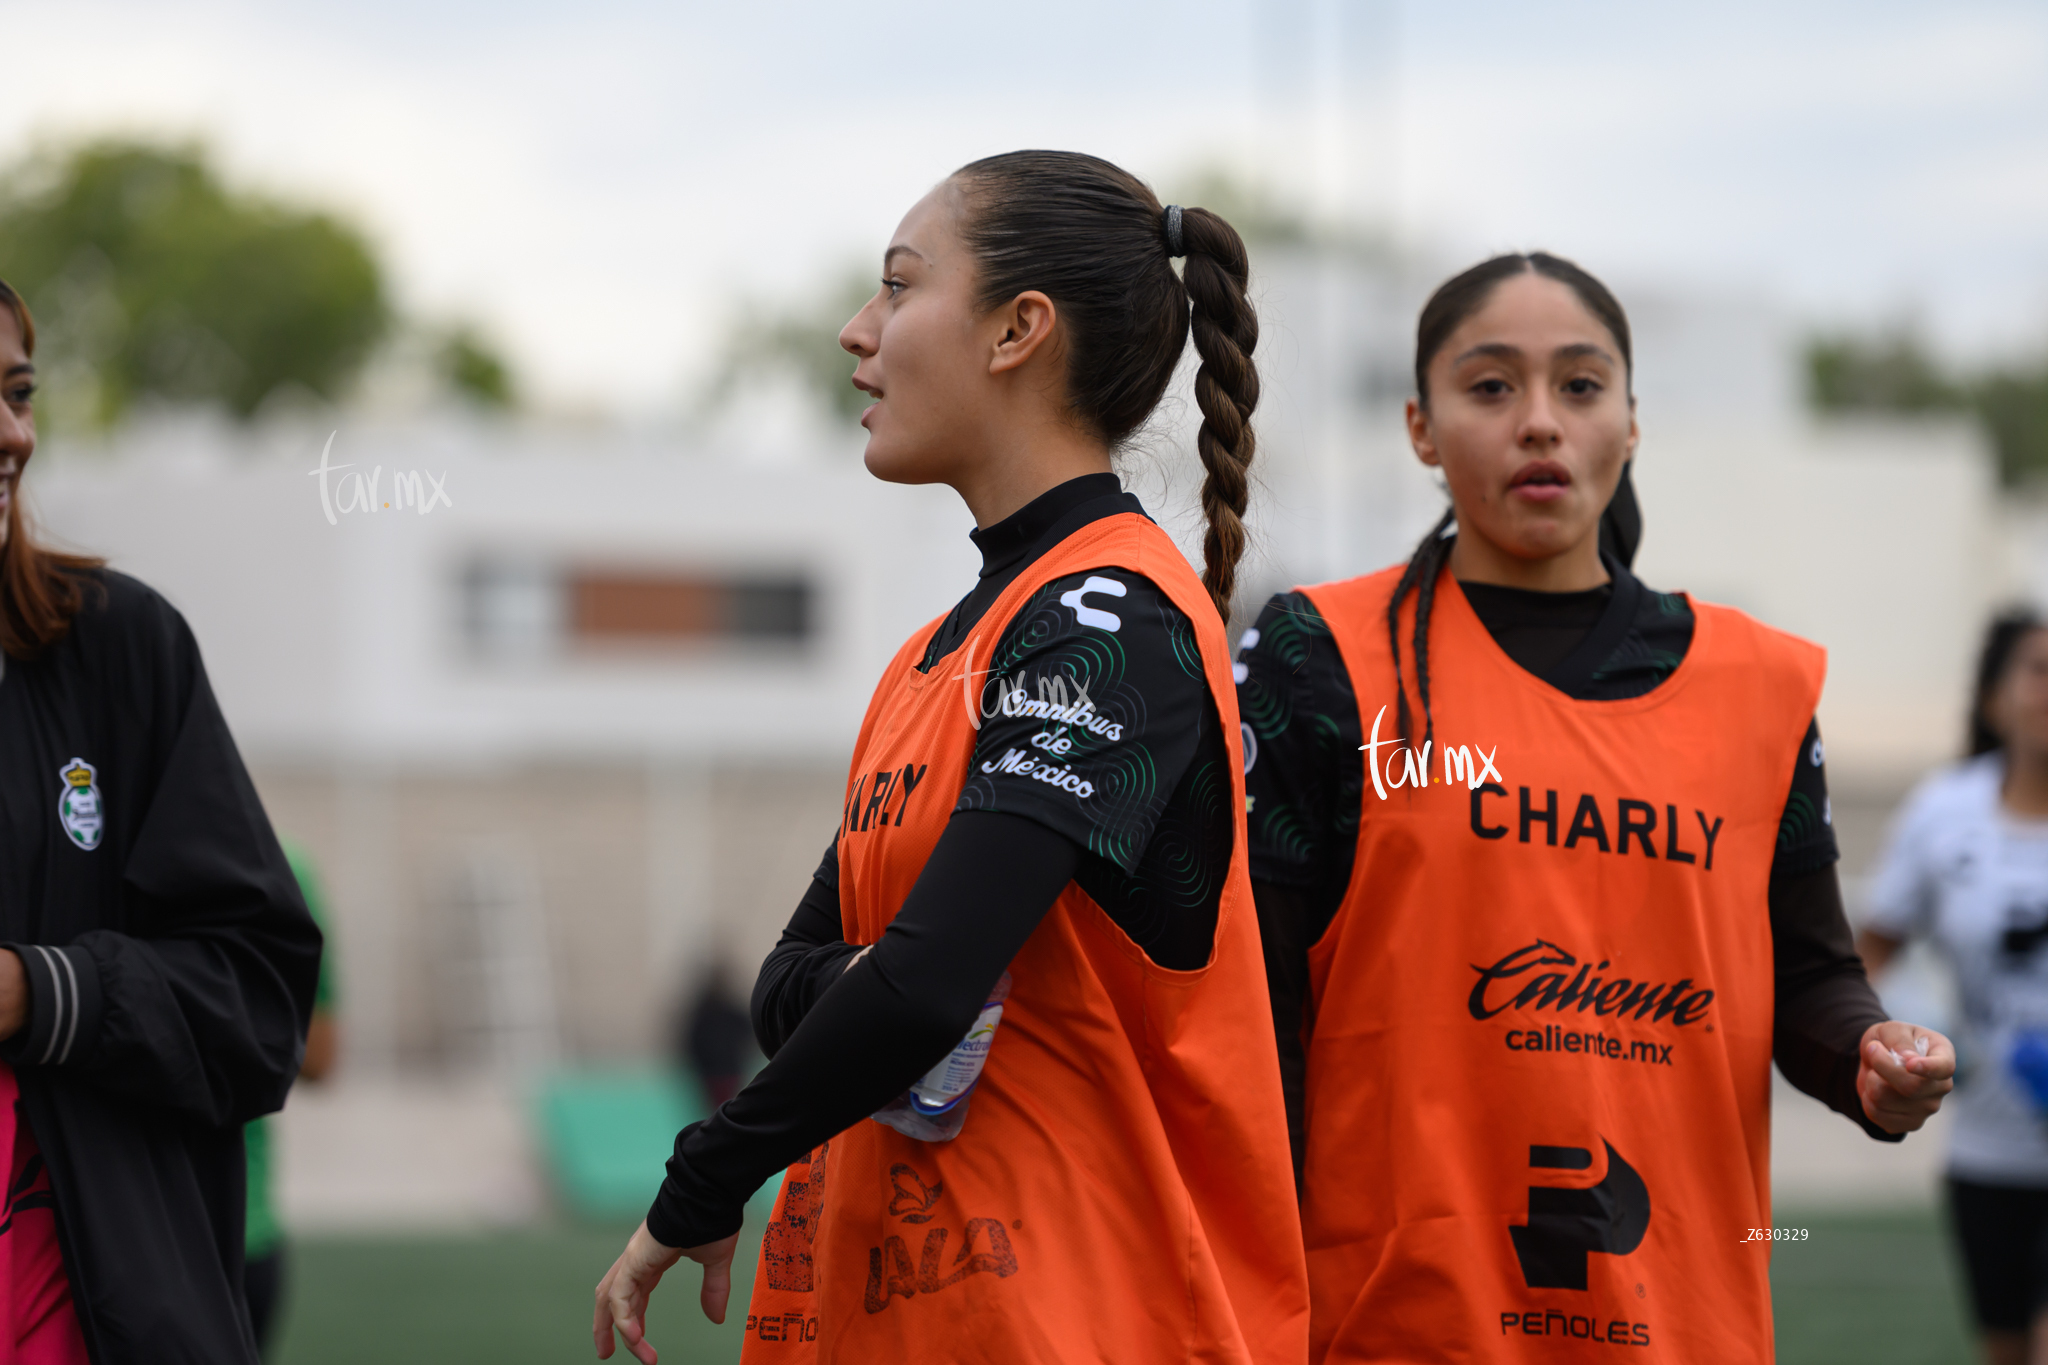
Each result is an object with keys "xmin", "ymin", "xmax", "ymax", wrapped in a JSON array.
[
  {"xmin": 1860, "ymin": 609, "xmax": 2048, "ymax": 1365},
  {"xmin": 674, "ymin": 962, "xmax": 749, "ymax": 1110},
  {"xmin": 594, "ymin": 152, "xmax": 1307, "ymax": 1364},
  {"xmin": 1236, "ymin": 253, "xmax": 1954, "ymax": 1362},
  {"xmin": 0, "ymin": 279, "xmax": 322, "ymax": 1363},
  {"xmin": 244, "ymin": 842, "xmax": 339, "ymax": 1359}
]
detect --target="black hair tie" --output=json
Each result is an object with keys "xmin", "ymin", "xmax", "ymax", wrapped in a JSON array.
[{"xmin": 1162, "ymin": 204, "xmax": 1185, "ymax": 258}]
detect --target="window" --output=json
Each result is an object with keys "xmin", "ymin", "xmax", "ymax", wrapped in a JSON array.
[
  {"xmin": 463, "ymin": 562, "xmax": 812, "ymax": 659},
  {"xmin": 569, "ymin": 571, "xmax": 811, "ymax": 644}
]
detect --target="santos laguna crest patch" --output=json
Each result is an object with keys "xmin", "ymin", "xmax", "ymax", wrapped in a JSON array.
[{"xmin": 57, "ymin": 758, "xmax": 103, "ymax": 851}]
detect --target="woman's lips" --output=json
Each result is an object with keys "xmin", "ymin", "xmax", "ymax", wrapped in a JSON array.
[{"xmin": 1509, "ymin": 461, "xmax": 1572, "ymax": 504}]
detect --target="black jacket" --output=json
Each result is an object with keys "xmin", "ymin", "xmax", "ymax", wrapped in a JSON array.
[{"xmin": 0, "ymin": 570, "xmax": 321, "ymax": 1364}]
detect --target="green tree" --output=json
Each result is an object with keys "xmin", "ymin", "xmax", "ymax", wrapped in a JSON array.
[
  {"xmin": 1975, "ymin": 368, "xmax": 2048, "ymax": 484},
  {"xmin": 437, "ymin": 325, "xmax": 516, "ymax": 410},
  {"xmin": 0, "ymin": 140, "xmax": 388, "ymax": 427},
  {"xmin": 1806, "ymin": 332, "xmax": 1967, "ymax": 414},
  {"xmin": 708, "ymin": 270, "xmax": 878, "ymax": 424},
  {"xmin": 1805, "ymin": 329, "xmax": 2048, "ymax": 485}
]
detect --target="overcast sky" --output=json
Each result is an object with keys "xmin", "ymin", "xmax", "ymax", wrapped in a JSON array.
[{"xmin": 4, "ymin": 0, "xmax": 2044, "ymax": 412}]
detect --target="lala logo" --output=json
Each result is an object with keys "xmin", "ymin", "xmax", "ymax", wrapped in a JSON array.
[
  {"xmin": 1359, "ymin": 704, "xmax": 1502, "ymax": 801},
  {"xmin": 865, "ymin": 1161, "xmax": 1020, "ymax": 1314},
  {"xmin": 57, "ymin": 758, "xmax": 103, "ymax": 851}
]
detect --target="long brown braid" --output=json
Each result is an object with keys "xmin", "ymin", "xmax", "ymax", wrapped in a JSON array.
[{"xmin": 1180, "ymin": 208, "xmax": 1258, "ymax": 620}]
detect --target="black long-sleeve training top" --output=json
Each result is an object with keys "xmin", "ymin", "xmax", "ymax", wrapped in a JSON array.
[
  {"xmin": 0, "ymin": 570, "xmax": 323, "ymax": 1364},
  {"xmin": 647, "ymin": 475, "xmax": 1237, "ymax": 1249},
  {"xmin": 1237, "ymin": 565, "xmax": 1896, "ymax": 1182}
]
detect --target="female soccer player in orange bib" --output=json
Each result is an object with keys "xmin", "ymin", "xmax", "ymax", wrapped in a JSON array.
[
  {"xmin": 593, "ymin": 152, "xmax": 1307, "ymax": 1364},
  {"xmin": 1235, "ymin": 253, "xmax": 1955, "ymax": 1363}
]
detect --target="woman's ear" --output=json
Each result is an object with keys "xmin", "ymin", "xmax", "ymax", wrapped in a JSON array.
[
  {"xmin": 989, "ymin": 291, "xmax": 1059, "ymax": 376},
  {"xmin": 1406, "ymin": 397, "xmax": 1441, "ymax": 468}
]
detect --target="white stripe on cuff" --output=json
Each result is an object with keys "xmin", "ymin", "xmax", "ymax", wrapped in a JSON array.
[
  {"xmin": 28, "ymin": 945, "xmax": 66, "ymax": 1066},
  {"xmin": 52, "ymin": 949, "xmax": 81, "ymax": 1065}
]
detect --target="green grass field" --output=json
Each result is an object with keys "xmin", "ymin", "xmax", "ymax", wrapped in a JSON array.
[{"xmin": 271, "ymin": 1208, "xmax": 1976, "ymax": 1364}]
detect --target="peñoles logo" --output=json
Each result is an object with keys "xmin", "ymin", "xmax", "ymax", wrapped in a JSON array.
[{"xmin": 1470, "ymin": 940, "xmax": 1714, "ymax": 1028}]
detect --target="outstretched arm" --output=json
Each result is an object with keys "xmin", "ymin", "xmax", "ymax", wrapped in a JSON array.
[{"xmin": 596, "ymin": 811, "xmax": 1080, "ymax": 1362}]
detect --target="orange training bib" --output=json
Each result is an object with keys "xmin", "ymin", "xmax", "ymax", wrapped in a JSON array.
[
  {"xmin": 1298, "ymin": 565, "xmax": 1821, "ymax": 1365},
  {"xmin": 740, "ymin": 513, "xmax": 1309, "ymax": 1365}
]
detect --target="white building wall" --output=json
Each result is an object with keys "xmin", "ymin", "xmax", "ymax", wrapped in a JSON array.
[{"xmin": 31, "ymin": 420, "xmax": 981, "ymax": 765}]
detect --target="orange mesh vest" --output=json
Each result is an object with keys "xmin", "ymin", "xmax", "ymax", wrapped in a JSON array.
[
  {"xmin": 737, "ymin": 513, "xmax": 1308, "ymax": 1365},
  {"xmin": 1296, "ymin": 564, "xmax": 1822, "ymax": 1365}
]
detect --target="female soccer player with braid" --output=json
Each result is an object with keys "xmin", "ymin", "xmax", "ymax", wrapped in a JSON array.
[
  {"xmin": 594, "ymin": 152, "xmax": 1307, "ymax": 1365},
  {"xmin": 1236, "ymin": 253, "xmax": 1954, "ymax": 1363}
]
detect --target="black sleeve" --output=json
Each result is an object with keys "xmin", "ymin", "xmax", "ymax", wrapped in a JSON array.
[
  {"xmin": 954, "ymin": 570, "xmax": 1206, "ymax": 872},
  {"xmin": 1765, "ymin": 716, "xmax": 1894, "ymax": 1137},
  {"xmin": 1771, "ymin": 718, "xmax": 1840, "ymax": 878},
  {"xmin": 1770, "ymin": 867, "xmax": 1897, "ymax": 1142},
  {"xmin": 1238, "ymin": 593, "xmax": 1357, "ymax": 1196},
  {"xmin": 1252, "ymin": 880, "xmax": 1310, "ymax": 1194},
  {"xmin": 750, "ymin": 841, "xmax": 862, "ymax": 1058},
  {"xmin": 1237, "ymin": 592, "xmax": 1361, "ymax": 914},
  {"xmin": 2, "ymin": 580, "xmax": 322, "ymax": 1127},
  {"xmin": 646, "ymin": 811, "xmax": 1082, "ymax": 1249}
]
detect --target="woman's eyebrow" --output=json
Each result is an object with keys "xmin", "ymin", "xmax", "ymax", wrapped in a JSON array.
[
  {"xmin": 1552, "ymin": 342, "xmax": 1615, "ymax": 364},
  {"xmin": 3, "ymin": 362, "xmax": 32, "ymax": 380},
  {"xmin": 882, "ymin": 245, "xmax": 927, "ymax": 269},
  {"xmin": 1451, "ymin": 342, "xmax": 1521, "ymax": 366}
]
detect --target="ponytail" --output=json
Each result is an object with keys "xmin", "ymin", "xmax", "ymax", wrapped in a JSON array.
[
  {"xmin": 1180, "ymin": 209, "xmax": 1258, "ymax": 621},
  {"xmin": 952, "ymin": 152, "xmax": 1258, "ymax": 622}
]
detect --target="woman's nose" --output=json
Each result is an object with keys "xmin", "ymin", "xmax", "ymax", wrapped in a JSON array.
[
  {"xmin": 840, "ymin": 301, "xmax": 880, "ymax": 357},
  {"xmin": 1518, "ymin": 394, "xmax": 1563, "ymax": 447},
  {"xmin": 0, "ymin": 407, "xmax": 31, "ymax": 461}
]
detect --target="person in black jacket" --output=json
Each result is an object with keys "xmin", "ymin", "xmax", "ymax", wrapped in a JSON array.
[{"xmin": 0, "ymin": 279, "xmax": 322, "ymax": 1363}]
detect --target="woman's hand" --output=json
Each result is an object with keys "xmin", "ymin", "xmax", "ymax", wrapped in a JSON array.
[
  {"xmin": 592, "ymin": 1220, "xmax": 739, "ymax": 1363},
  {"xmin": 1858, "ymin": 1020, "xmax": 1956, "ymax": 1134},
  {"xmin": 0, "ymin": 950, "xmax": 27, "ymax": 1042}
]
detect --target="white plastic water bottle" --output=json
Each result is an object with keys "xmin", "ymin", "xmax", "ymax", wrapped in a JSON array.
[{"xmin": 873, "ymin": 971, "xmax": 1012, "ymax": 1142}]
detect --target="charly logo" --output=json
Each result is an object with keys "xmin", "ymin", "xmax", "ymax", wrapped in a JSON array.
[
  {"xmin": 865, "ymin": 1161, "xmax": 1019, "ymax": 1315},
  {"xmin": 56, "ymin": 758, "xmax": 103, "ymax": 851},
  {"xmin": 843, "ymin": 764, "xmax": 930, "ymax": 836},
  {"xmin": 1359, "ymin": 704, "xmax": 1501, "ymax": 802},
  {"xmin": 1058, "ymin": 575, "xmax": 1126, "ymax": 632},
  {"xmin": 1508, "ymin": 1140, "xmax": 1651, "ymax": 1292}
]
